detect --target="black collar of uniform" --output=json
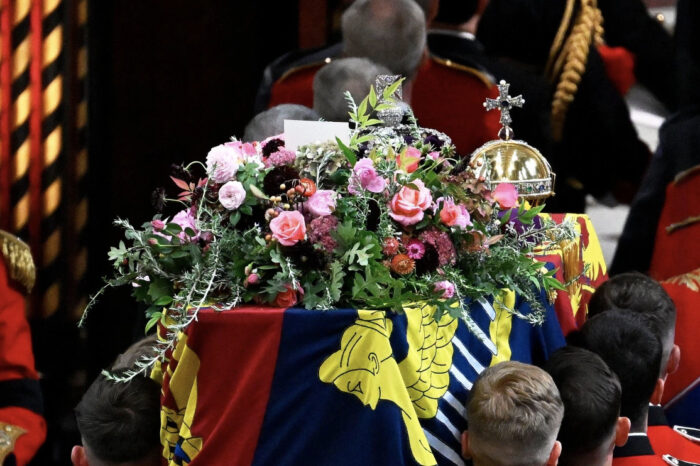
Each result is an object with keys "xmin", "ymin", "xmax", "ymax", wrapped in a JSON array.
[
  {"xmin": 648, "ymin": 404, "xmax": 669, "ymax": 426},
  {"xmin": 614, "ymin": 434, "xmax": 655, "ymax": 458},
  {"xmin": 426, "ymin": 29, "xmax": 491, "ymax": 76}
]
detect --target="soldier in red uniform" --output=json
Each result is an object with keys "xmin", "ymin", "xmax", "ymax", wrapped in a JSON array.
[
  {"xmin": 588, "ymin": 273, "xmax": 700, "ymax": 461},
  {"xmin": 0, "ymin": 231, "xmax": 45, "ymax": 465}
]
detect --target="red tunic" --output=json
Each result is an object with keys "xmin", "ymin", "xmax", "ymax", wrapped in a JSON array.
[
  {"xmin": 648, "ymin": 405, "xmax": 700, "ymax": 463},
  {"xmin": 0, "ymin": 251, "xmax": 45, "ymax": 465}
]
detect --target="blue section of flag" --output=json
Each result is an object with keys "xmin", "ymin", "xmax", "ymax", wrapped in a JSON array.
[
  {"xmin": 252, "ymin": 308, "xmax": 420, "ymax": 466},
  {"xmin": 666, "ymin": 383, "xmax": 700, "ymax": 429}
]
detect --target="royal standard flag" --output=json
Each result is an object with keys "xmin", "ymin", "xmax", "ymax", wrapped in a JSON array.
[{"xmin": 153, "ymin": 289, "xmax": 565, "ymax": 466}]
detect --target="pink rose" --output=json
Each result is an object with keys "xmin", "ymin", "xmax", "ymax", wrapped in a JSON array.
[
  {"xmin": 434, "ymin": 280, "xmax": 455, "ymax": 299},
  {"xmin": 171, "ymin": 209, "xmax": 199, "ymax": 242},
  {"xmin": 437, "ymin": 197, "xmax": 472, "ymax": 229},
  {"xmin": 151, "ymin": 219, "xmax": 165, "ymax": 231},
  {"xmin": 218, "ymin": 181, "xmax": 247, "ymax": 210},
  {"xmin": 388, "ymin": 180, "xmax": 433, "ymax": 226},
  {"xmin": 492, "ymin": 183, "xmax": 519, "ymax": 209},
  {"xmin": 306, "ymin": 190, "xmax": 337, "ymax": 217},
  {"xmin": 270, "ymin": 210, "xmax": 306, "ymax": 246},
  {"xmin": 397, "ymin": 147, "xmax": 421, "ymax": 173},
  {"xmin": 273, "ymin": 284, "xmax": 304, "ymax": 307},
  {"xmin": 206, "ymin": 144, "xmax": 240, "ymax": 183},
  {"xmin": 349, "ymin": 158, "xmax": 386, "ymax": 194}
]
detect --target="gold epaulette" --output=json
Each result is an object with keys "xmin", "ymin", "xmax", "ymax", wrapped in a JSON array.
[
  {"xmin": 276, "ymin": 57, "xmax": 333, "ymax": 84},
  {"xmin": 428, "ymin": 54, "xmax": 494, "ymax": 88},
  {"xmin": 0, "ymin": 230, "xmax": 36, "ymax": 294},
  {"xmin": 0, "ymin": 423, "xmax": 26, "ymax": 464}
]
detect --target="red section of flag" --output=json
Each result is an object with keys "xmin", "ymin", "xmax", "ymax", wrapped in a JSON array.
[{"xmin": 180, "ymin": 306, "xmax": 286, "ymax": 465}]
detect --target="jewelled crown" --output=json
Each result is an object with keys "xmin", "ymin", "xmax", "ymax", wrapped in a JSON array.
[{"xmin": 470, "ymin": 80, "xmax": 556, "ymax": 202}]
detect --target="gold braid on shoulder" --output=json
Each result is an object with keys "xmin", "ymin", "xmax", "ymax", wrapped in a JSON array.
[
  {"xmin": 0, "ymin": 230, "xmax": 36, "ymax": 294},
  {"xmin": 546, "ymin": 0, "xmax": 604, "ymax": 141}
]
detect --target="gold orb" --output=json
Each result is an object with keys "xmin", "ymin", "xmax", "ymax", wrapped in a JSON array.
[{"xmin": 470, "ymin": 138, "xmax": 556, "ymax": 201}]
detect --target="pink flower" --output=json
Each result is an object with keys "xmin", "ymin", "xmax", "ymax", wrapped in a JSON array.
[
  {"xmin": 265, "ymin": 148, "xmax": 296, "ymax": 167},
  {"xmin": 406, "ymin": 239, "xmax": 425, "ymax": 259},
  {"xmin": 171, "ymin": 209, "xmax": 199, "ymax": 242},
  {"xmin": 349, "ymin": 158, "xmax": 386, "ymax": 194},
  {"xmin": 492, "ymin": 183, "xmax": 519, "ymax": 209},
  {"xmin": 218, "ymin": 181, "xmax": 247, "ymax": 210},
  {"xmin": 273, "ymin": 284, "xmax": 304, "ymax": 307},
  {"xmin": 434, "ymin": 280, "xmax": 456, "ymax": 299},
  {"xmin": 206, "ymin": 144, "xmax": 240, "ymax": 183},
  {"xmin": 308, "ymin": 215, "xmax": 338, "ymax": 254},
  {"xmin": 244, "ymin": 273, "xmax": 259, "ymax": 287},
  {"xmin": 306, "ymin": 190, "xmax": 337, "ymax": 217},
  {"xmin": 151, "ymin": 219, "xmax": 165, "ymax": 231},
  {"xmin": 428, "ymin": 151, "xmax": 440, "ymax": 160},
  {"xmin": 397, "ymin": 147, "xmax": 421, "ymax": 173},
  {"xmin": 225, "ymin": 140, "xmax": 263, "ymax": 166},
  {"xmin": 269, "ymin": 210, "xmax": 306, "ymax": 246},
  {"xmin": 388, "ymin": 180, "xmax": 433, "ymax": 226},
  {"xmin": 437, "ymin": 197, "xmax": 472, "ymax": 229}
]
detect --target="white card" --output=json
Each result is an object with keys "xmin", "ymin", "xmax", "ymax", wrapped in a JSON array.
[{"xmin": 284, "ymin": 120, "xmax": 350, "ymax": 151}]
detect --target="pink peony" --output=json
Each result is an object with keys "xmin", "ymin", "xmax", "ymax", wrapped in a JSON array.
[
  {"xmin": 171, "ymin": 209, "xmax": 199, "ymax": 242},
  {"xmin": 492, "ymin": 183, "xmax": 519, "ymax": 209},
  {"xmin": 388, "ymin": 180, "xmax": 433, "ymax": 226},
  {"xmin": 206, "ymin": 144, "xmax": 240, "ymax": 183},
  {"xmin": 218, "ymin": 181, "xmax": 247, "ymax": 210},
  {"xmin": 434, "ymin": 280, "xmax": 456, "ymax": 299},
  {"xmin": 437, "ymin": 197, "xmax": 472, "ymax": 229},
  {"xmin": 270, "ymin": 210, "xmax": 306, "ymax": 246},
  {"xmin": 306, "ymin": 190, "xmax": 337, "ymax": 217},
  {"xmin": 397, "ymin": 147, "xmax": 421, "ymax": 173},
  {"xmin": 349, "ymin": 158, "xmax": 386, "ymax": 194}
]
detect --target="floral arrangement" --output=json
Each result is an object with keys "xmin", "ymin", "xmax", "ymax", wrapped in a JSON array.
[{"xmin": 83, "ymin": 81, "xmax": 574, "ymax": 378}]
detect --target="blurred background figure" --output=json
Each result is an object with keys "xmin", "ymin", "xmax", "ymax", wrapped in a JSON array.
[
  {"xmin": 313, "ymin": 58, "xmax": 391, "ymax": 121},
  {"xmin": 243, "ymin": 104, "xmax": 320, "ymax": 142}
]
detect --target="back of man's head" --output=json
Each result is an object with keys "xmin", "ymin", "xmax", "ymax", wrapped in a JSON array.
[
  {"xmin": 588, "ymin": 272, "xmax": 676, "ymax": 377},
  {"xmin": 243, "ymin": 104, "xmax": 319, "ymax": 142},
  {"xmin": 342, "ymin": 0, "xmax": 426, "ymax": 79},
  {"xmin": 571, "ymin": 309, "xmax": 662, "ymax": 432},
  {"xmin": 465, "ymin": 361, "xmax": 564, "ymax": 466},
  {"xmin": 74, "ymin": 372, "xmax": 161, "ymax": 465},
  {"xmin": 313, "ymin": 57, "xmax": 391, "ymax": 121},
  {"xmin": 545, "ymin": 346, "xmax": 629, "ymax": 466}
]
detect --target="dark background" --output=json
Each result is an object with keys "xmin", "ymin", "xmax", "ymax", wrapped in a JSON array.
[{"xmin": 32, "ymin": 1, "xmax": 301, "ymax": 463}]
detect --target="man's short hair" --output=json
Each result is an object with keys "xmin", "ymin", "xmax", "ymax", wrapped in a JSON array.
[
  {"xmin": 243, "ymin": 104, "xmax": 319, "ymax": 142},
  {"xmin": 75, "ymin": 372, "xmax": 161, "ymax": 464},
  {"xmin": 313, "ymin": 58, "xmax": 391, "ymax": 121},
  {"xmin": 467, "ymin": 361, "xmax": 564, "ymax": 465},
  {"xmin": 342, "ymin": 0, "xmax": 426, "ymax": 79},
  {"xmin": 545, "ymin": 346, "xmax": 621, "ymax": 462},
  {"xmin": 588, "ymin": 272, "xmax": 676, "ymax": 374},
  {"xmin": 570, "ymin": 309, "xmax": 661, "ymax": 429}
]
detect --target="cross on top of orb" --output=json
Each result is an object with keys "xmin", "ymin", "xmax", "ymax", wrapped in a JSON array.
[{"xmin": 483, "ymin": 80, "xmax": 525, "ymax": 128}]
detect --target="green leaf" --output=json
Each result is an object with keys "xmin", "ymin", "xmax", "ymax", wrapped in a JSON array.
[
  {"xmin": 249, "ymin": 184, "xmax": 268, "ymax": 200},
  {"xmin": 164, "ymin": 223, "xmax": 183, "ymax": 235},
  {"xmin": 145, "ymin": 312, "xmax": 163, "ymax": 333},
  {"xmin": 357, "ymin": 96, "xmax": 369, "ymax": 121},
  {"xmin": 369, "ymin": 85, "xmax": 377, "ymax": 107},
  {"xmin": 147, "ymin": 278, "xmax": 171, "ymax": 302},
  {"xmin": 230, "ymin": 211, "xmax": 241, "ymax": 226},
  {"xmin": 239, "ymin": 205, "xmax": 253, "ymax": 216},
  {"xmin": 336, "ymin": 137, "xmax": 357, "ymax": 166},
  {"xmin": 382, "ymin": 78, "xmax": 404, "ymax": 100},
  {"xmin": 500, "ymin": 208, "xmax": 512, "ymax": 224},
  {"xmin": 154, "ymin": 295, "xmax": 173, "ymax": 306}
]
